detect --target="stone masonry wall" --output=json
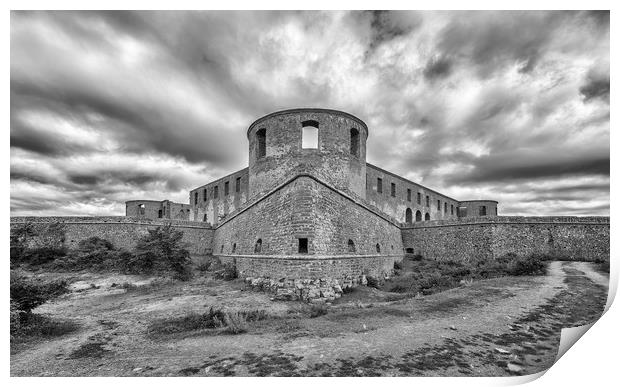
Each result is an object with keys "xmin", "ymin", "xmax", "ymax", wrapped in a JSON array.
[
  {"xmin": 402, "ymin": 216, "xmax": 610, "ymax": 263},
  {"xmin": 10, "ymin": 216, "xmax": 214, "ymax": 255}
]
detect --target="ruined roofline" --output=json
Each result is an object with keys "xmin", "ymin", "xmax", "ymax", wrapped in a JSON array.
[
  {"xmin": 188, "ymin": 167, "xmax": 249, "ymax": 192},
  {"xmin": 246, "ymin": 108, "xmax": 369, "ymax": 139}
]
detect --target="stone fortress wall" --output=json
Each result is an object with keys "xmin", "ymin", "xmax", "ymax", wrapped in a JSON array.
[
  {"xmin": 10, "ymin": 216, "xmax": 214, "ymax": 255},
  {"xmin": 402, "ymin": 216, "xmax": 610, "ymax": 263}
]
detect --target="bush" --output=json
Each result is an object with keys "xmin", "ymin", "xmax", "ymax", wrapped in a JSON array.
[
  {"xmin": 10, "ymin": 272, "xmax": 69, "ymax": 316},
  {"xmin": 215, "ymin": 263, "xmax": 238, "ymax": 281},
  {"xmin": 10, "ymin": 222, "xmax": 67, "ymax": 267},
  {"xmin": 365, "ymin": 275, "xmax": 381, "ymax": 289},
  {"xmin": 53, "ymin": 237, "xmax": 122, "ymax": 271},
  {"xmin": 130, "ymin": 224, "xmax": 192, "ymax": 280},
  {"xmin": 504, "ymin": 254, "xmax": 546, "ymax": 276},
  {"xmin": 308, "ymin": 304, "xmax": 328, "ymax": 318},
  {"xmin": 394, "ymin": 261, "xmax": 403, "ymax": 270}
]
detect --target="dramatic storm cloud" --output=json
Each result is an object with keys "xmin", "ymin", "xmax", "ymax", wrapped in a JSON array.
[{"xmin": 10, "ymin": 10, "xmax": 609, "ymax": 216}]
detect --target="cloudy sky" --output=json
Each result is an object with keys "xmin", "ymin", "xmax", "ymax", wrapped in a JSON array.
[{"xmin": 10, "ymin": 10, "xmax": 609, "ymax": 216}]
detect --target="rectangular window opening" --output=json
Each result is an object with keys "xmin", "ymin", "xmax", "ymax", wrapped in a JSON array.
[
  {"xmin": 417, "ymin": 192, "xmax": 421, "ymax": 205},
  {"xmin": 213, "ymin": 186, "xmax": 219, "ymax": 199},
  {"xmin": 377, "ymin": 178, "xmax": 383, "ymax": 194},
  {"xmin": 407, "ymin": 188, "xmax": 412, "ymax": 202},
  {"xmin": 298, "ymin": 238, "xmax": 308, "ymax": 254},
  {"xmin": 302, "ymin": 126, "xmax": 319, "ymax": 149},
  {"xmin": 235, "ymin": 177, "xmax": 241, "ymax": 192},
  {"xmin": 391, "ymin": 183, "xmax": 396, "ymax": 197},
  {"xmin": 224, "ymin": 181, "xmax": 229, "ymax": 196}
]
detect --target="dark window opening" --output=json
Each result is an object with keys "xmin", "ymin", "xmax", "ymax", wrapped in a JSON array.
[
  {"xmin": 203, "ymin": 188, "xmax": 207, "ymax": 201},
  {"xmin": 256, "ymin": 128, "xmax": 266, "ymax": 158},
  {"xmin": 415, "ymin": 210, "xmax": 422, "ymax": 222},
  {"xmin": 407, "ymin": 189, "xmax": 412, "ymax": 202},
  {"xmin": 254, "ymin": 239, "xmax": 262, "ymax": 253},
  {"xmin": 479, "ymin": 206, "xmax": 487, "ymax": 216},
  {"xmin": 301, "ymin": 119, "xmax": 319, "ymax": 128},
  {"xmin": 451, "ymin": 204, "xmax": 454, "ymax": 215},
  {"xmin": 232, "ymin": 243, "xmax": 236, "ymax": 253},
  {"xmin": 163, "ymin": 206, "xmax": 166, "ymax": 215},
  {"xmin": 376, "ymin": 243, "xmax": 381, "ymax": 253},
  {"xmin": 298, "ymin": 238, "xmax": 308, "ymax": 254},
  {"xmin": 158, "ymin": 209, "xmax": 162, "ymax": 218},
  {"xmin": 391, "ymin": 183, "xmax": 396, "ymax": 197},
  {"xmin": 425, "ymin": 212, "xmax": 431, "ymax": 221},
  {"xmin": 220, "ymin": 245, "xmax": 224, "ymax": 253},
  {"xmin": 405, "ymin": 248, "xmax": 414, "ymax": 254},
  {"xmin": 213, "ymin": 186, "xmax": 219, "ymax": 199},
  {"xmin": 224, "ymin": 181, "xmax": 229, "ymax": 196},
  {"xmin": 236, "ymin": 177, "xmax": 241, "ymax": 192},
  {"xmin": 417, "ymin": 192, "xmax": 421, "ymax": 205},
  {"xmin": 377, "ymin": 178, "xmax": 383, "ymax": 194},
  {"xmin": 347, "ymin": 239, "xmax": 356, "ymax": 253},
  {"xmin": 350, "ymin": 128, "xmax": 360, "ymax": 157},
  {"xmin": 194, "ymin": 192, "xmax": 198, "ymax": 205},
  {"xmin": 437, "ymin": 200, "xmax": 441, "ymax": 210},
  {"xmin": 458, "ymin": 207, "xmax": 467, "ymax": 218},
  {"xmin": 444, "ymin": 202, "xmax": 448, "ymax": 213},
  {"xmin": 405, "ymin": 208, "xmax": 413, "ymax": 224},
  {"xmin": 203, "ymin": 214, "xmax": 207, "ymax": 222},
  {"xmin": 426, "ymin": 195, "xmax": 430, "ymax": 207}
]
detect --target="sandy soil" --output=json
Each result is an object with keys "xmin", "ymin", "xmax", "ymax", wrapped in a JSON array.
[{"xmin": 10, "ymin": 261, "xmax": 608, "ymax": 377}]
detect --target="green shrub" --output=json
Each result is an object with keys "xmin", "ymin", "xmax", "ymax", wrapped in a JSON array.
[
  {"xmin": 130, "ymin": 224, "xmax": 192, "ymax": 279},
  {"xmin": 10, "ymin": 223, "xmax": 34, "ymax": 266},
  {"xmin": 10, "ymin": 273, "xmax": 69, "ymax": 316}
]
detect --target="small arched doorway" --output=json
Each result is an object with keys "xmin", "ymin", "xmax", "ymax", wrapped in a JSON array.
[
  {"xmin": 405, "ymin": 208, "xmax": 413, "ymax": 224},
  {"xmin": 415, "ymin": 210, "xmax": 422, "ymax": 222},
  {"xmin": 425, "ymin": 212, "xmax": 431, "ymax": 221}
]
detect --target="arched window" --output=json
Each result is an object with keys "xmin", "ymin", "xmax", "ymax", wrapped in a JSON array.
[
  {"xmin": 256, "ymin": 128, "xmax": 266, "ymax": 158},
  {"xmin": 347, "ymin": 239, "xmax": 356, "ymax": 253},
  {"xmin": 254, "ymin": 239, "xmax": 262, "ymax": 253},
  {"xmin": 232, "ymin": 243, "xmax": 237, "ymax": 253},
  {"xmin": 301, "ymin": 120, "xmax": 319, "ymax": 149},
  {"xmin": 350, "ymin": 128, "xmax": 359, "ymax": 156},
  {"xmin": 376, "ymin": 243, "xmax": 381, "ymax": 253},
  {"xmin": 405, "ymin": 208, "xmax": 413, "ymax": 224},
  {"xmin": 425, "ymin": 212, "xmax": 431, "ymax": 221},
  {"xmin": 415, "ymin": 210, "xmax": 422, "ymax": 222}
]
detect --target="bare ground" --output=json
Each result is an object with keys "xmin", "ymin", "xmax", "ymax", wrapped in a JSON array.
[{"xmin": 10, "ymin": 261, "xmax": 608, "ymax": 377}]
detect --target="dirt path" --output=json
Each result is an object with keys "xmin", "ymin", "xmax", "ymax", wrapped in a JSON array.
[{"xmin": 11, "ymin": 261, "xmax": 608, "ymax": 377}]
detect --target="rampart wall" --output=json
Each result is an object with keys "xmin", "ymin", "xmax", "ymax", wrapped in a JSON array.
[
  {"xmin": 401, "ymin": 216, "xmax": 610, "ymax": 263},
  {"xmin": 10, "ymin": 216, "xmax": 214, "ymax": 255}
]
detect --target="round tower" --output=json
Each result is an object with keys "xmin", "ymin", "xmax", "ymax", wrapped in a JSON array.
[{"xmin": 247, "ymin": 108, "xmax": 368, "ymax": 199}]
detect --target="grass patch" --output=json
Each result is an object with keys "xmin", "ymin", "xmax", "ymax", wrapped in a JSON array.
[
  {"xmin": 11, "ymin": 314, "xmax": 80, "ymax": 346},
  {"xmin": 148, "ymin": 307, "xmax": 269, "ymax": 336}
]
